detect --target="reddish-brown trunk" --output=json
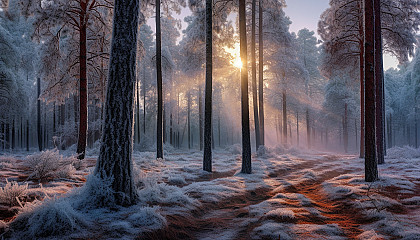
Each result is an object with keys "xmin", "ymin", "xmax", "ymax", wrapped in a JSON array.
[{"xmin": 77, "ymin": 1, "xmax": 88, "ymax": 159}]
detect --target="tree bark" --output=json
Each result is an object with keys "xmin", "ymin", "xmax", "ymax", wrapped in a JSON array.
[
  {"xmin": 26, "ymin": 119, "xmax": 29, "ymax": 151},
  {"xmin": 188, "ymin": 91, "xmax": 191, "ymax": 149},
  {"xmin": 199, "ymin": 85, "xmax": 203, "ymax": 150},
  {"xmin": 282, "ymin": 89, "xmax": 287, "ymax": 144},
  {"xmin": 156, "ymin": 0, "xmax": 163, "ymax": 159},
  {"xmin": 76, "ymin": 1, "xmax": 88, "ymax": 160},
  {"xmin": 359, "ymin": 0, "xmax": 365, "ymax": 158},
  {"xmin": 137, "ymin": 79, "xmax": 141, "ymax": 144},
  {"xmin": 343, "ymin": 103, "xmax": 348, "ymax": 153},
  {"xmin": 375, "ymin": 0, "xmax": 384, "ymax": 164},
  {"xmin": 258, "ymin": 0, "xmax": 264, "ymax": 147},
  {"xmin": 203, "ymin": 0, "xmax": 213, "ymax": 172},
  {"xmin": 251, "ymin": 0, "xmax": 260, "ymax": 151},
  {"xmin": 364, "ymin": 0, "xmax": 378, "ymax": 182},
  {"xmin": 94, "ymin": 0, "xmax": 140, "ymax": 206},
  {"xmin": 239, "ymin": 0, "xmax": 252, "ymax": 174},
  {"xmin": 37, "ymin": 77, "xmax": 42, "ymax": 151},
  {"xmin": 296, "ymin": 111, "xmax": 299, "ymax": 146}
]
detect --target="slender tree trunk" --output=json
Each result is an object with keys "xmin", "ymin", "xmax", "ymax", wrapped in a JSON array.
[
  {"xmin": 203, "ymin": 0, "xmax": 213, "ymax": 171},
  {"xmin": 37, "ymin": 77, "xmax": 42, "ymax": 151},
  {"xmin": 282, "ymin": 89, "xmax": 287, "ymax": 144},
  {"xmin": 343, "ymin": 103, "xmax": 348, "ymax": 153},
  {"xmin": 258, "ymin": 0, "xmax": 264, "ymax": 147},
  {"xmin": 26, "ymin": 119, "xmax": 29, "ymax": 151},
  {"xmin": 11, "ymin": 119, "xmax": 15, "ymax": 150},
  {"xmin": 137, "ymin": 79, "xmax": 141, "ymax": 144},
  {"xmin": 296, "ymin": 111, "xmax": 299, "ymax": 146},
  {"xmin": 1, "ymin": 123, "xmax": 4, "ymax": 150},
  {"xmin": 76, "ymin": 1, "xmax": 88, "ymax": 159},
  {"xmin": 156, "ymin": 0, "xmax": 163, "ymax": 159},
  {"xmin": 143, "ymin": 64, "xmax": 146, "ymax": 134},
  {"xmin": 53, "ymin": 103, "xmax": 56, "ymax": 134},
  {"xmin": 306, "ymin": 109, "xmax": 310, "ymax": 148},
  {"xmin": 359, "ymin": 1, "xmax": 365, "ymax": 158},
  {"xmin": 188, "ymin": 91, "xmax": 191, "ymax": 149},
  {"xmin": 251, "ymin": 0, "xmax": 260, "ymax": 151},
  {"xmin": 355, "ymin": 118, "xmax": 358, "ymax": 150},
  {"xmin": 364, "ymin": 0, "xmax": 378, "ymax": 182},
  {"xmin": 375, "ymin": 0, "xmax": 384, "ymax": 164},
  {"xmin": 199, "ymin": 85, "xmax": 203, "ymax": 151},
  {"xmin": 239, "ymin": 0, "xmax": 252, "ymax": 173},
  {"xmin": 94, "ymin": 0, "xmax": 140, "ymax": 206},
  {"xmin": 388, "ymin": 114, "xmax": 392, "ymax": 148},
  {"xmin": 415, "ymin": 107, "xmax": 418, "ymax": 148}
]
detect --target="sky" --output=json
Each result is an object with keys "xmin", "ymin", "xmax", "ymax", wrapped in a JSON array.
[{"xmin": 147, "ymin": 0, "xmax": 399, "ymax": 70}]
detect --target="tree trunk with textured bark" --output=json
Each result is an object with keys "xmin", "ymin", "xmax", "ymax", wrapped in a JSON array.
[
  {"xmin": 203, "ymin": 0, "xmax": 213, "ymax": 172},
  {"xmin": 251, "ymin": 0, "xmax": 260, "ymax": 151},
  {"xmin": 375, "ymin": 0, "xmax": 384, "ymax": 164},
  {"xmin": 239, "ymin": 0, "xmax": 252, "ymax": 174},
  {"xmin": 94, "ymin": 0, "xmax": 140, "ymax": 206},
  {"xmin": 76, "ymin": 1, "xmax": 88, "ymax": 159},
  {"xmin": 37, "ymin": 77, "xmax": 42, "ymax": 151},
  {"xmin": 156, "ymin": 0, "xmax": 163, "ymax": 159},
  {"xmin": 258, "ymin": 0, "xmax": 264, "ymax": 147},
  {"xmin": 364, "ymin": 0, "xmax": 378, "ymax": 182}
]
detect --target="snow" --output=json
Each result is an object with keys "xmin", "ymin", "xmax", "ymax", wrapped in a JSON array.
[{"xmin": 0, "ymin": 145, "xmax": 419, "ymax": 239}]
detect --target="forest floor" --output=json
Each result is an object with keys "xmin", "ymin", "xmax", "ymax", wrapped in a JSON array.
[{"xmin": 0, "ymin": 145, "xmax": 419, "ymax": 239}]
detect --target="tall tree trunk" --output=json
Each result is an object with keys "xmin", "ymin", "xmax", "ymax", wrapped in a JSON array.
[
  {"xmin": 359, "ymin": 0, "xmax": 365, "ymax": 158},
  {"xmin": 143, "ymin": 64, "xmax": 146, "ymax": 134},
  {"xmin": 26, "ymin": 119, "xmax": 29, "ymax": 151},
  {"xmin": 137, "ymin": 79, "xmax": 141, "ymax": 144},
  {"xmin": 239, "ymin": 0, "xmax": 252, "ymax": 174},
  {"xmin": 199, "ymin": 85, "xmax": 203, "ymax": 150},
  {"xmin": 37, "ymin": 77, "xmax": 42, "ymax": 151},
  {"xmin": 388, "ymin": 114, "xmax": 392, "ymax": 148},
  {"xmin": 156, "ymin": 0, "xmax": 163, "ymax": 159},
  {"xmin": 364, "ymin": 0, "xmax": 378, "ymax": 182},
  {"xmin": 343, "ymin": 103, "xmax": 348, "ymax": 153},
  {"xmin": 94, "ymin": 0, "xmax": 140, "ymax": 206},
  {"xmin": 218, "ymin": 107, "xmax": 221, "ymax": 147},
  {"xmin": 296, "ymin": 111, "xmax": 299, "ymax": 146},
  {"xmin": 188, "ymin": 91, "xmax": 191, "ymax": 149},
  {"xmin": 355, "ymin": 118, "xmax": 358, "ymax": 149},
  {"xmin": 306, "ymin": 109, "xmax": 310, "ymax": 148},
  {"xmin": 251, "ymin": 0, "xmax": 260, "ymax": 151},
  {"xmin": 375, "ymin": 0, "xmax": 384, "ymax": 164},
  {"xmin": 203, "ymin": 0, "xmax": 213, "ymax": 172},
  {"xmin": 258, "ymin": 0, "xmax": 264, "ymax": 147},
  {"xmin": 12, "ymin": 119, "xmax": 15, "ymax": 150},
  {"xmin": 282, "ymin": 89, "xmax": 287, "ymax": 144},
  {"xmin": 76, "ymin": 1, "xmax": 88, "ymax": 159},
  {"xmin": 415, "ymin": 107, "xmax": 418, "ymax": 148}
]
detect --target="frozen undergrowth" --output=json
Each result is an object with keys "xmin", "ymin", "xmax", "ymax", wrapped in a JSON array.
[
  {"xmin": 1, "ymin": 146, "xmax": 419, "ymax": 239},
  {"xmin": 0, "ymin": 180, "xmax": 28, "ymax": 206},
  {"xmin": 6, "ymin": 165, "xmax": 198, "ymax": 239},
  {"xmin": 25, "ymin": 149, "xmax": 78, "ymax": 180}
]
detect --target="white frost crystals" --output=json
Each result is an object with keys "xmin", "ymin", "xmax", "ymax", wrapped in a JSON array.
[
  {"xmin": 0, "ymin": 180, "xmax": 28, "ymax": 206},
  {"xmin": 6, "ymin": 173, "xmax": 169, "ymax": 239}
]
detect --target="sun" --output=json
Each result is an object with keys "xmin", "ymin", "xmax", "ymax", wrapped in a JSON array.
[{"xmin": 232, "ymin": 57, "xmax": 243, "ymax": 69}]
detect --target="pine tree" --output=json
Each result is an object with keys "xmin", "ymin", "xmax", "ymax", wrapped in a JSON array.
[{"xmin": 94, "ymin": 0, "xmax": 140, "ymax": 206}]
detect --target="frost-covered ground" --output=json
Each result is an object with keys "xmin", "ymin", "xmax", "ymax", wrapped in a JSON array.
[{"xmin": 0, "ymin": 145, "xmax": 419, "ymax": 239}]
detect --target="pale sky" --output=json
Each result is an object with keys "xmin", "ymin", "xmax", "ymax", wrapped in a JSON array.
[{"xmin": 147, "ymin": 0, "xmax": 399, "ymax": 70}]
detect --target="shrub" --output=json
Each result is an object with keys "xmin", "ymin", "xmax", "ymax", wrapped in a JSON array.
[
  {"xmin": 0, "ymin": 180, "xmax": 28, "ymax": 206},
  {"xmin": 25, "ymin": 149, "xmax": 78, "ymax": 180}
]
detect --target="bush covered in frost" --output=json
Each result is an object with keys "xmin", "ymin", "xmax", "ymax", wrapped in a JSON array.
[
  {"xmin": 0, "ymin": 180, "xmax": 28, "ymax": 206},
  {"xmin": 25, "ymin": 149, "xmax": 79, "ymax": 180},
  {"xmin": 9, "ymin": 197, "xmax": 89, "ymax": 239}
]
